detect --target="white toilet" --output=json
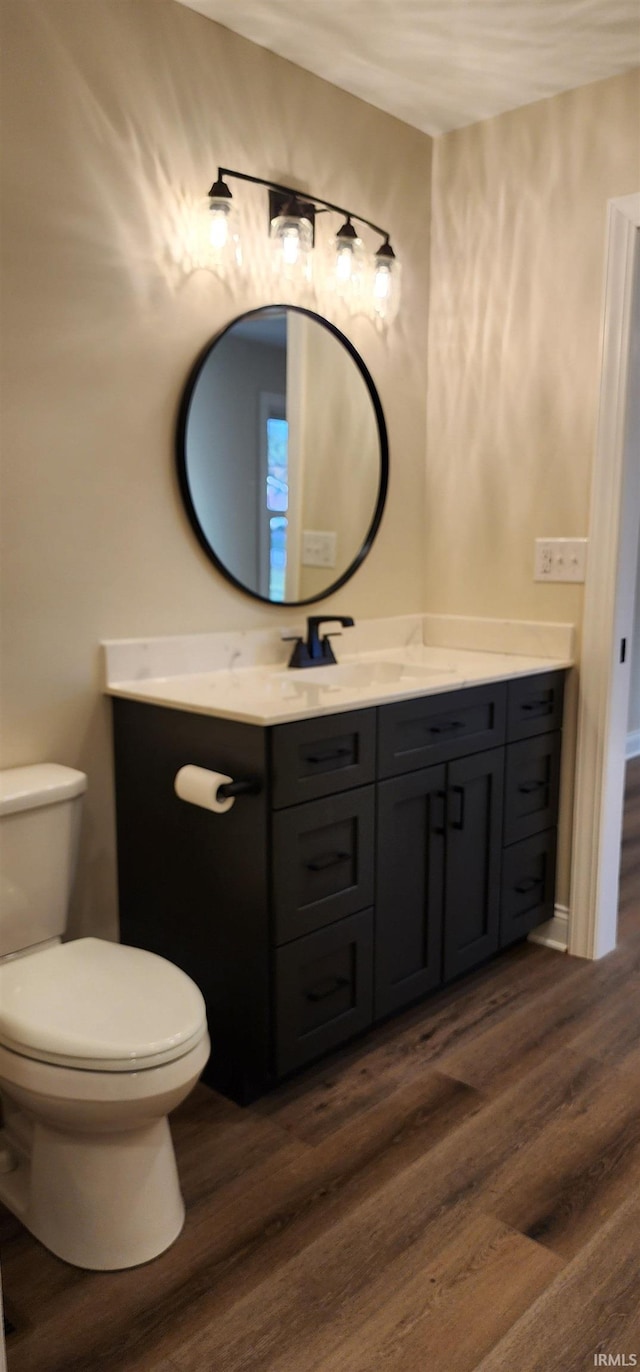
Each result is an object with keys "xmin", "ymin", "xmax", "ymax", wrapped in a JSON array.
[{"xmin": 0, "ymin": 763, "xmax": 210, "ymax": 1271}]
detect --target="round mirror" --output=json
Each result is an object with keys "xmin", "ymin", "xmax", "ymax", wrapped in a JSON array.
[{"xmin": 176, "ymin": 306, "xmax": 388, "ymax": 605}]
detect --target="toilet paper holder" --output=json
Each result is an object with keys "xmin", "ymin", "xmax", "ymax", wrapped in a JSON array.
[
  {"xmin": 174, "ymin": 765, "xmax": 261, "ymax": 816},
  {"xmin": 216, "ymin": 777, "xmax": 261, "ymax": 799}
]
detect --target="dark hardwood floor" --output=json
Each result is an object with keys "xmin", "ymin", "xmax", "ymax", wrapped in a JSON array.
[{"xmin": 2, "ymin": 758, "xmax": 640, "ymax": 1372}]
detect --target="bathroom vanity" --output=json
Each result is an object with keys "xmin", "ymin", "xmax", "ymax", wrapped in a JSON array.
[{"xmin": 107, "ymin": 633, "xmax": 568, "ymax": 1104}]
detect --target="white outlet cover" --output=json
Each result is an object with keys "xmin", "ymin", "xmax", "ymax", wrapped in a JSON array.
[{"xmin": 302, "ymin": 530, "xmax": 337, "ymax": 568}]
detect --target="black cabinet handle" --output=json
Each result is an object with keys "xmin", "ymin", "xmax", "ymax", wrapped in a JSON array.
[
  {"xmin": 427, "ymin": 720, "xmax": 465, "ymax": 736},
  {"xmin": 433, "ymin": 789, "xmax": 447, "ymax": 836},
  {"xmin": 305, "ymin": 747, "xmax": 352, "ymax": 765},
  {"xmin": 514, "ymin": 876, "xmax": 543, "ymax": 894},
  {"xmin": 306, "ymin": 975, "xmax": 350, "ymax": 1002},
  {"xmin": 521, "ymin": 698, "xmax": 550, "ymax": 713},
  {"xmin": 450, "ymin": 785, "xmax": 465, "ymax": 830},
  {"xmin": 306, "ymin": 850, "xmax": 350, "ymax": 872},
  {"xmin": 518, "ymin": 779, "xmax": 546, "ymax": 794}
]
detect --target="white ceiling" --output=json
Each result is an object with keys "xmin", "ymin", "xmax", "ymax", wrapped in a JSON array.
[{"xmin": 175, "ymin": 0, "xmax": 640, "ymax": 135}]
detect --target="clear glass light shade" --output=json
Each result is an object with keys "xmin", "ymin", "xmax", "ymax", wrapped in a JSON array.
[
  {"xmin": 328, "ymin": 230, "xmax": 366, "ymax": 302},
  {"xmin": 372, "ymin": 252, "xmax": 402, "ymax": 323},
  {"xmin": 207, "ymin": 195, "xmax": 242, "ymax": 269},
  {"xmin": 270, "ymin": 213, "xmax": 313, "ymax": 284}
]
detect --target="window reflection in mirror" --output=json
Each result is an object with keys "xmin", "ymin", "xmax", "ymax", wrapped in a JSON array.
[{"xmin": 177, "ymin": 306, "xmax": 388, "ymax": 606}]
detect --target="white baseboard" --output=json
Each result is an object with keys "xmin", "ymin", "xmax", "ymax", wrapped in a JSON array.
[
  {"xmin": 626, "ymin": 729, "xmax": 640, "ymax": 759},
  {"xmin": 528, "ymin": 904, "xmax": 569, "ymax": 952}
]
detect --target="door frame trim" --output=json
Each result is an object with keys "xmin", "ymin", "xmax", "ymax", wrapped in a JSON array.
[{"xmin": 570, "ymin": 192, "xmax": 640, "ymax": 959}]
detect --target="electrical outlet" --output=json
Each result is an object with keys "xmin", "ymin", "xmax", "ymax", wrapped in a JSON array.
[
  {"xmin": 302, "ymin": 530, "xmax": 337, "ymax": 568},
  {"xmin": 534, "ymin": 538, "xmax": 588, "ymax": 582}
]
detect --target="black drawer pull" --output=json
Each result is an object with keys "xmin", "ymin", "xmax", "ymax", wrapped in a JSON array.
[
  {"xmin": 305, "ymin": 747, "xmax": 352, "ymax": 765},
  {"xmin": 514, "ymin": 876, "xmax": 543, "ymax": 894},
  {"xmin": 306, "ymin": 850, "xmax": 350, "ymax": 872},
  {"xmin": 521, "ymin": 699, "xmax": 550, "ymax": 713},
  {"xmin": 427, "ymin": 720, "xmax": 465, "ymax": 736},
  {"xmin": 518, "ymin": 779, "xmax": 546, "ymax": 794},
  {"xmin": 306, "ymin": 975, "xmax": 350, "ymax": 1002}
]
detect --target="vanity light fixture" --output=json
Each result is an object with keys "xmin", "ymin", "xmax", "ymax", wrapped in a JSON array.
[{"xmin": 208, "ymin": 168, "xmax": 401, "ymax": 321}]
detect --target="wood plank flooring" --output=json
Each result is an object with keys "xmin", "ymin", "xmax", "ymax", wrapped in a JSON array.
[{"xmin": 2, "ymin": 757, "xmax": 640, "ymax": 1372}]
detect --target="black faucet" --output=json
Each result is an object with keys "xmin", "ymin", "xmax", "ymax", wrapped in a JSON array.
[{"xmin": 287, "ymin": 616, "xmax": 355, "ymax": 668}]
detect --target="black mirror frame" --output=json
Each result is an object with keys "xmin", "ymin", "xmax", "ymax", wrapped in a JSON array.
[{"xmin": 175, "ymin": 304, "xmax": 389, "ymax": 608}]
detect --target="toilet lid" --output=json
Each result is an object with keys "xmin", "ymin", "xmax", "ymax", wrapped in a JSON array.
[{"xmin": 0, "ymin": 938, "xmax": 207, "ymax": 1070}]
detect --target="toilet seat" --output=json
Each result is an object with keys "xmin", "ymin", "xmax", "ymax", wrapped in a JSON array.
[{"xmin": 0, "ymin": 937, "xmax": 207, "ymax": 1072}]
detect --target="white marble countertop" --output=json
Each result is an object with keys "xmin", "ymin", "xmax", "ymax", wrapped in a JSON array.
[{"xmin": 105, "ymin": 639, "xmax": 573, "ymax": 727}]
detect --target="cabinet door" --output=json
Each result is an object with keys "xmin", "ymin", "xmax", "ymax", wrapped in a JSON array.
[
  {"xmin": 375, "ymin": 764, "xmax": 446, "ymax": 1018},
  {"xmin": 443, "ymin": 747, "xmax": 504, "ymax": 980}
]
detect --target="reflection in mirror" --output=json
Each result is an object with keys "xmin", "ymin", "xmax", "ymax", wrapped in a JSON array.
[{"xmin": 177, "ymin": 307, "xmax": 388, "ymax": 606}]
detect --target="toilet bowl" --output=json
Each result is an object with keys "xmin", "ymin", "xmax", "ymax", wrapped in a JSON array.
[{"xmin": 0, "ymin": 765, "xmax": 211, "ymax": 1270}]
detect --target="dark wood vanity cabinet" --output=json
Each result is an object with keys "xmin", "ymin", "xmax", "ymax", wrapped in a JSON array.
[{"xmin": 112, "ymin": 670, "xmax": 565, "ymax": 1104}]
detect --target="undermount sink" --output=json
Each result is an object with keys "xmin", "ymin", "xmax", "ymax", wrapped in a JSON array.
[{"xmin": 277, "ymin": 659, "xmax": 455, "ymax": 689}]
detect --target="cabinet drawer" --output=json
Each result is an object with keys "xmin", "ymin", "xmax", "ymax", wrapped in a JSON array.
[
  {"xmin": 271, "ymin": 709, "xmax": 376, "ymax": 808},
  {"xmin": 378, "ymin": 683, "xmax": 506, "ymax": 779},
  {"xmin": 272, "ymin": 787, "xmax": 375, "ymax": 944},
  {"xmin": 507, "ymin": 671, "xmax": 565, "ymax": 741},
  {"xmin": 503, "ymin": 732, "xmax": 561, "ymax": 844},
  {"xmin": 275, "ymin": 910, "xmax": 373, "ymax": 1076},
  {"xmin": 500, "ymin": 829, "xmax": 557, "ymax": 947}
]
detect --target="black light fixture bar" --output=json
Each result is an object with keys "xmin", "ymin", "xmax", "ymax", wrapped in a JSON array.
[{"xmin": 214, "ymin": 167, "xmax": 393, "ymax": 245}]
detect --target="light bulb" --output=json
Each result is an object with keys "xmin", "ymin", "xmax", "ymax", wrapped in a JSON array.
[
  {"xmin": 205, "ymin": 177, "xmax": 242, "ymax": 274},
  {"xmin": 281, "ymin": 226, "xmax": 301, "ymax": 266},
  {"xmin": 374, "ymin": 263, "xmax": 391, "ymax": 299},
  {"xmin": 336, "ymin": 243, "xmax": 355, "ymax": 282},
  {"xmin": 329, "ymin": 219, "xmax": 365, "ymax": 303},
  {"xmin": 372, "ymin": 240, "xmax": 401, "ymax": 322},
  {"xmin": 270, "ymin": 209, "xmax": 313, "ymax": 284},
  {"xmin": 209, "ymin": 203, "xmax": 230, "ymax": 250}
]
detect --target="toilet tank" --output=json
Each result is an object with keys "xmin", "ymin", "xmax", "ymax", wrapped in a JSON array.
[{"xmin": 0, "ymin": 764, "xmax": 87, "ymax": 959}]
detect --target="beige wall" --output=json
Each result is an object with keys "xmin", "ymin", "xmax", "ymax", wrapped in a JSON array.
[
  {"xmin": 0, "ymin": 0, "xmax": 431, "ymax": 939},
  {"xmin": 426, "ymin": 69, "xmax": 640, "ymax": 900},
  {"xmin": 426, "ymin": 69, "xmax": 639, "ymax": 624}
]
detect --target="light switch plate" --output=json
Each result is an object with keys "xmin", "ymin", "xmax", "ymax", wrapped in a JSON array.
[
  {"xmin": 534, "ymin": 537, "xmax": 588, "ymax": 582},
  {"xmin": 302, "ymin": 530, "xmax": 337, "ymax": 568}
]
